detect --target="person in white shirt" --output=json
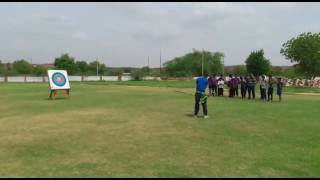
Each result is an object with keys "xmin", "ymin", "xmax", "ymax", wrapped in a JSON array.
[
  {"xmin": 217, "ymin": 75, "xmax": 224, "ymax": 96},
  {"xmin": 260, "ymin": 75, "xmax": 267, "ymax": 101}
]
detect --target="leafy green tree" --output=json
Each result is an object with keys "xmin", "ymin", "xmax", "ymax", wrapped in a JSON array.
[
  {"xmin": 280, "ymin": 32, "xmax": 320, "ymax": 78},
  {"xmin": 76, "ymin": 61, "xmax": 88, "ymax": 75},
  {"xmin": 164, "ymin": 49, "xmax": 224, "ymax": 77},
  {"xmin": 88, "ymin": 61, "xmax": 107, "ymax": 75},
  {"xmin": 123, "ymin": 68, "xmax": 132, "ymax": 73},
  {"xmin": 208, "ymin": 52, "xmax": 224, "ymax": 75},
  {"xmin": 54, "ymin": 53, "xmax": 78, "ymax": 75},
  {"xmin": 245, "ymin": 49, "xmax": 271, "ymax": 76},
  {"xmin": 270, "ymin": 66, "xmax": 283, "ymax": 76},
  {"xmin": 0, "ymin": 60, "xmax": 4, "ymax": 75},
  {"xmin": 233, "ymin": 65, "xmax": 247, "ymax": 76},
  {"xmin": 129, "ymin": 66, "xmax": 152, "ymax": 80},
  {"xmin": 282, "ymin": 66, "xmax": 303, "ymax": 79},
  {"xmin": 33, "ymin": 66, "xmax": 47, "ymax": 76},
  {"xmin": 141, "ymin": 66, "xmax": 151, "ymax": 75},
  {"xmin": 99, "ymin": 64, "xmax": 107, "ymax": 75},
  {"xmin": 12, "ymin": 59, "xmax": 33, "ymax": 75},
  {"xmin": 130, "ymin": 69, "xmax": 144, "ymax": 80}
]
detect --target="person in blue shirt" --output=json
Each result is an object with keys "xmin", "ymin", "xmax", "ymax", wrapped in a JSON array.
[{"xmin": 194, "ymin": 73, "xmax": 209, "ymax": 119}]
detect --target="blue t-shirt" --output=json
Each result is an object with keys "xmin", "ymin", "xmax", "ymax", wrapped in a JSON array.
[{"xmin": 196, "ymin": 76, "xmax": 208, "ymax": 93}]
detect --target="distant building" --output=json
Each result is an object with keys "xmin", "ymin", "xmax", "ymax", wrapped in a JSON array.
[
  {"xmin": 122, "ymin": 73, "xmax": 131, "ymax": 76},
  {"xmin": 31, "ymin": 63, "xmax": 54, "ymax": 68},
  {"xmin": 3, "ymin": 62, "xmax": 54, "ymax": 69}
]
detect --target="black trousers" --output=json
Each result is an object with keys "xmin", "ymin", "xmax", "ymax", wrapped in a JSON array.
[
  {"xmin": 229, "ymin": 87, "xmax": 236, "ymax": 97},
  {"xmin": 194, "ymin": 93, "xmax": 208, "ymax": 116},
  {"xmin": 218, "ymin": 88, "xmax": 224, "ymax": 96},
  {"xmin": 260, "ymin": 86, "xmax": 263, "ymax": 99},
  {"xmin": 247, "ymin": 86, "xmax": 255, "ymax": 99},
  {"xmin": 268, "ymin": 87, "xmax": 273, "ymax": 101},
  {"xmin": 212, "ymin": 86, "xmax": 218, "ymax": 96},
  {"xmin": 241, "ymin": 87, "xmax": 246, "ymax": 99},
  {"xmin": 261, "ymin": 88, "xmax": 267, "ymax": 101},
  {"xmin": 235, "ymin": 86, "xmax": 239, "ymax": 96}
]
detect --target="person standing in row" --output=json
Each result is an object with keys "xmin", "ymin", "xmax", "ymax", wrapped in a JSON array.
[
  {"xmin": 240, "ymin": 76, "xmax": 246, "ymax": 99},
  {"xmin": 260, "ymin": 75, "xmax": 267, "ymax": 101},
  {"xmin": 217, "ymin": 75, "xmax": 224, "ymax": 96},
  {"xmin": 228, "ymin": 74, "xmax": 234, "ymax": 98},
  {"xmin": 277, "ymin": 77, "xmax": 283, "ymax": 102},
  {"xmin": 259, "ymin": 75, "xmax": 263, "ymax": 100},
  {"xmin": 235, "ymin": 76, "xmax": 240, "ymax": 97},
  {"xmin": 212, "ymin": 74, "xmax": 218, "ymax": 96},
  {"xmin": 208, "ymin": 75, "xmax": 214, "ymax": 96},
  {"xmin": 246, "ymin": 74, "xmax": 256, "ymax": 100},
  {"xmin": 267, "ymin": 75, "xmax": 274, "ymax": 101}
]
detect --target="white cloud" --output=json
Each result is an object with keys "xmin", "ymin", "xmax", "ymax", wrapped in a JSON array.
[
  {"xmin": 72, "ymin": 31, "xmax": 89, "ymax": 40},
  {"xmin": 0, "ymin": 2, "xmax": 319, "ymax": 66},
  {"xmin": 31, "ymin": 12, "xmax": 69, "ymax": 23}
]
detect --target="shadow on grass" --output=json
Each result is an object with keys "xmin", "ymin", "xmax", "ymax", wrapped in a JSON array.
[
  {"xmin": 184, "ymin": 113, "xmax": 194, "ymax": 118},
  {"xmin": 45, "ymin": 97, "xmax": 70, "ymax": 101}
]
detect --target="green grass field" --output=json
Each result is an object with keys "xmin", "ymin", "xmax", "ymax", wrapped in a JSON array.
[{"xmin": 0, "ymin": 81, "xmax": 319, "ymax": 177}]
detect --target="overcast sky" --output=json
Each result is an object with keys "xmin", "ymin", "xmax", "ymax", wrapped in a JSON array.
[{"xmin": 0, "ymin": 2, "xmax": 319, "ymax": 67}]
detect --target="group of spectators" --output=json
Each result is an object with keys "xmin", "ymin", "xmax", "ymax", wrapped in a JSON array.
[
  {"xmin": 193, "ymin": 73, "xmax": 284, "ymax": 119},
  {"xmin": 207, "ymin": 74, "xmax": 283, "ymax": 101}
]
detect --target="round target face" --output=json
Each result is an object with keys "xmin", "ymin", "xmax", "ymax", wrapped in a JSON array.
[{"xmin": 52, "ymin": 72, "xmax": 66, "ymax": 87}]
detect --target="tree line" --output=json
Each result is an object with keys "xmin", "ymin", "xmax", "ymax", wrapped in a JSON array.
[
  {"xmin": 0, "ymin": 32, "xmax": 319, "ymax": 79},
  {"xmin": 0, "ymin": 53, "xmax": 109, "ymax": 76},
  {"xmin": 163, "ymin": 32, "xmax": 320, "ymax": 79}
]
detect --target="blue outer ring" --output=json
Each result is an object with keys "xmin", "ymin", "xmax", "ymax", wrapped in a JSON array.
[{"xmin": 52, "ymin": 72, "xmax": 66, "ymax": 87}]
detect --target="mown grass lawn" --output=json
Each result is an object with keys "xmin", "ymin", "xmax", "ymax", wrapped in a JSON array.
[{"xmin": 0, "ymin": 81, "xmax": 319, "ymax": 177}]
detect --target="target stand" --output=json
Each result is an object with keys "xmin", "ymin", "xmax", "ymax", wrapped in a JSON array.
[
  {"xmin": 49, "ymin": 89, "xmax": 70, "ymax": 100},
  {"xmin": 48, "ymin": 70, "xmax": 71, "ymax": 100}
]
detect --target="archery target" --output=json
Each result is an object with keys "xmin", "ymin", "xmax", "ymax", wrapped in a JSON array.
[{"xmin": 48, "ymin": 70, "xmax": 70, "ymax": 90}]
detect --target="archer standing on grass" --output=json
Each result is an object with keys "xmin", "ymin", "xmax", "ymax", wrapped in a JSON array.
[{"xmin": 194, "ymin": 73, "xmax": 209, "ymax": 119}]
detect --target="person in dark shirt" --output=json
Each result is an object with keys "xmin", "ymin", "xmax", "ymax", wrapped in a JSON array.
[
  {"xmin": 259, "ymin": 75, "xmax": 263, "ymax": 100},
  {"xmin": 267, "ymin": 75, "xmax": 274, "ymax": 101},
  {"xmin": 246, "ymin": 74, "xmax": 256, "ymax": 100},
  {"xmin": 208, "ymin": 75, "xmax": 213, "ymax": 96},
  {"xmin": 228, "ymin": 74, "xmax": 235, "ymax": 98},
  {"xmin": 194, "ymin": 73, "xmax": 209, "ymax": 119},
  {"xmin": 235, "ymin": 76, "xmax": 239, "ymax": 97},
  {"xmin": 277, "ymin": 77, "xmax": 283, "ymax": 102},
  {"xmin": 240, "ymin": 76, "xmax": 246, "ymax": 99},
  {"xmin": 212, "ymin": 74, "xmax": 218, "ymax": 96}
]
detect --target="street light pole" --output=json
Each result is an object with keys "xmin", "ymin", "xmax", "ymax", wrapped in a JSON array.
[
  {"xmin": 96, "ymin": 58, "xmax": 99, "ymax": 76},
  {"xmin": 202, "ymin": 49, "xmax": 204, "ymax": 76},
  {"xmin": 222, "ymin": 55, "xmax": 225, "ymax": 76},
  {"xmin": 160, "ymin": 48, "xmax": 162, "ymax": 77}
]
